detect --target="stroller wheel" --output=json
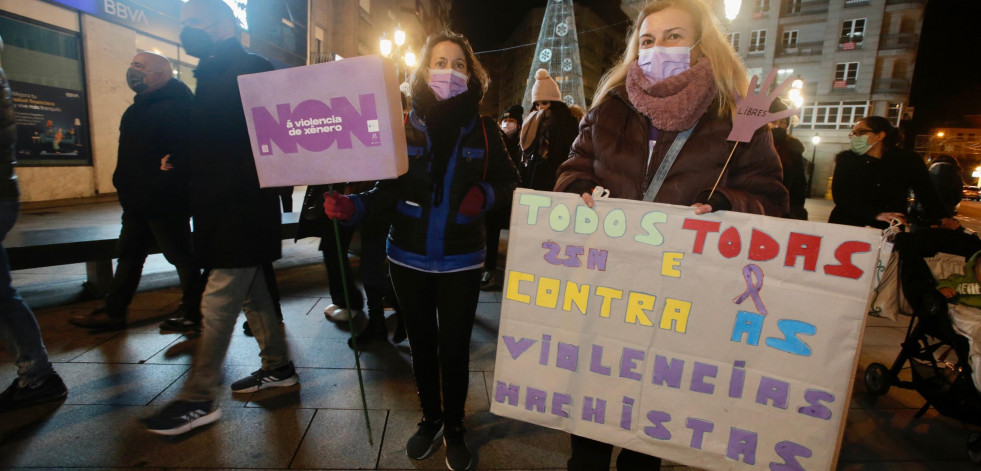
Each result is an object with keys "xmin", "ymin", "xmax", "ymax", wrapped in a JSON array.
[
  {"xmin": 864, "ymin": 362, "xmax": 891, "ymax": 396},
  {"xmin": 969, "ymin": 432, "xmax": 981, "ymax": 464}
]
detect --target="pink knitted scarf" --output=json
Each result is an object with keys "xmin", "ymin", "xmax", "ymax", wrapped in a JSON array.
[{"xmin": 625, "ymin": 58, "xmax": 718, "ymax": 131}]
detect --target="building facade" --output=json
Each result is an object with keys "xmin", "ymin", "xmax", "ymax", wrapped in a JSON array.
[
  {"xmin": 308, "ymin": 0, "xmax": 450, "ymax": 86},
  {"xmin": 623, "ymin": 0, "xmax": 925, "ymax": 198}
]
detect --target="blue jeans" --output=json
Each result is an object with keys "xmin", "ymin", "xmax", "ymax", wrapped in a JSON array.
[{"xmin": 0, "ymin": 200, "xmax": 54, "ymax": 387}]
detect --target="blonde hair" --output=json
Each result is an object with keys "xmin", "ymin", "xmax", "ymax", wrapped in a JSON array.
[
  {"xmin": 591, "ymin": 0, "xmax": 748, "ymax": 117},
  {"xmin": 409, "ymin": 30, "xmax": 490, "ymax": 98}
]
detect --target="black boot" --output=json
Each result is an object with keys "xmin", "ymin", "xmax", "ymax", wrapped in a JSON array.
[{"xmin": 348, "ymin": 313, "xmax": 387, "ymax": 349}]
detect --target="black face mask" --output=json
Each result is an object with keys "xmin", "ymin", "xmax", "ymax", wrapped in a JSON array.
[
  {"xmin": 180, "ymin": 26, "xmax": 214, "ymax": 58},
  {"xmin": 126, "ymin": 68, "xmax": 147, "ymax": 93}
]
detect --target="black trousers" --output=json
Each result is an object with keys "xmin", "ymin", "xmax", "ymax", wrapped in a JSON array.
[
  {"xmin": 105, "ymin": 212, "xmax": 200, "ymax": 320},
  {"xmin": 359, "ymin": 233, "xmax": 394, "ymax": 317},
  {"xmin": 568, "ymin": 435, "xmax": 662, "ymax": 471},
  {"xmin": 321, "ymin": 223, "xmax": 363, "ymax": 310},
  {"xmin": 389, "ymin": 263, "xmax": 481, "ymax": 429}
]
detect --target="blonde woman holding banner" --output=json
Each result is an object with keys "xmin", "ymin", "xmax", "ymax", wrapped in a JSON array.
[{"xmin": 554, "ymin": 0, "xmax": 788, "ymax": 468}]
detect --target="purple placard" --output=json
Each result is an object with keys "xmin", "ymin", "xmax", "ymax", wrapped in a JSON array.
[{"xmin": 238, "ymin": 55, "xmax": 408, "ymax": 187}]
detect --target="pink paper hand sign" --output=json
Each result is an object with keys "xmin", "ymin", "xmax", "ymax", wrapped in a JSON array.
[{"xmin": 727, "ymin": 68, "xmax": 802, "ymax": 143}]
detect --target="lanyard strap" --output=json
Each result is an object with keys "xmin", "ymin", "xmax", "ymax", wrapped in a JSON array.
[{"xmin": 642, "ymin": 122, "xmax": 697, "ymax": 202}]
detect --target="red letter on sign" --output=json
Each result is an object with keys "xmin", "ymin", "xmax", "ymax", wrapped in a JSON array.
[
  {"xmin": 683, "ymin": 219, "xmax": 721, "ymax": 254},
  {"xmin": 824, "ymin": 241, "xmax": 872, "ymax": 279},
  {"xmin": 718, "ymin": 227, "xmax": 742, "ymax": 258},
  {"xmin": 784, "ymin": 233, "xmax": 822, "ymax": 271},
  {"xmin": 748, "ymin": 229, "xmax": 780, "ymax": 262}
]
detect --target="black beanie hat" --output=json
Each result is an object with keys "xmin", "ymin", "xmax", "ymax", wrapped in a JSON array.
[{"xmin": 501, "ymin": 104, "xmax": 524, "ymax": 127}]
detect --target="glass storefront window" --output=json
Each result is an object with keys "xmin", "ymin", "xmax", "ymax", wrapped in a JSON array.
[{"xmin": 2, "ymin": 14, "xmax": 90, "ymax": 166}]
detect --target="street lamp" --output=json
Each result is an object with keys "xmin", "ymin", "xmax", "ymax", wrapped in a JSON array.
[
  {"xmin": 724, "ymin": 0, "xmax": 742, "ymax": 20},
  {"xmin": 808, "ymin": 134, "xmax": 820, "ymax": 196},
  {"xmin": 787, "ymin": 76, "xmax": 804, "ymax": 135},
  {"xmin": 379, "ymin": 35, "xmax": 393, "ymax": 58},
  {"xmin": 379, "ymin": 25, "xmax": 416, "ymax": 88}
]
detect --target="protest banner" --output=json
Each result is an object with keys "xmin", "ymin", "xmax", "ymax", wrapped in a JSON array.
[
  {"xmin": 491, "ymin": 189, "xmax": 881, "ymax": 470},
  {"xmin": 238, "ymin": 55, "xmax": 408, "ymax": 187}
]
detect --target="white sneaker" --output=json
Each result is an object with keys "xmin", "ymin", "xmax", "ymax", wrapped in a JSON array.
[
  {"xmin": 326, "ymin": 308, "xmax": 352, "ymax": 322},
  {"xmin": 323, "ymin": 304, "xmax": 341, "ymax": 316}
]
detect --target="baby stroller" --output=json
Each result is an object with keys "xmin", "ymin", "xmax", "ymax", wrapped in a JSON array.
[{"xmin": 863, "ymin": 228, "xmax": 981, "ymax": 463}]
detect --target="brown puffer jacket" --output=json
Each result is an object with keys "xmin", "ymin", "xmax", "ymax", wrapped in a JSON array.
[{"xmin": 555, "ymin": 85, "xmax": 788, "ymax": 216}]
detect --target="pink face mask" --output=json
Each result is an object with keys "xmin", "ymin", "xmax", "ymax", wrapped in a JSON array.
[
  {"xmin": 637, "ymin": 41, "xmax": 699, "ymax": 83},
  {"xmin": 428, "ymin": 69, "xmax": 469, "ymax": 100}
]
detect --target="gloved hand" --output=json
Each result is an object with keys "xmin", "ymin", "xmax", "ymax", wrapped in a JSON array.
[
  {"xmin": 459, "ymin": 186, "xmax": 485, "ymax": 217},
  {"xmin": 323, "ymin": 191, "xmax": 354, "ymax": 221}
]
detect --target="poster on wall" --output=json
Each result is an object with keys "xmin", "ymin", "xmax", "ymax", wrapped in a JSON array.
[
  {"xmin": 491, "ymin": 189, "xmax": 881, "ymax": 470},
  {"xmin": 9, "ymin": 80, "xmax": 90, "ymax": 166}
]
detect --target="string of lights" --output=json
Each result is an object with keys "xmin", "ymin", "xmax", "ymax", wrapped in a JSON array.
[{"xmin": 474, "ymin": 20, "xmax": 629, "ymax": 55}]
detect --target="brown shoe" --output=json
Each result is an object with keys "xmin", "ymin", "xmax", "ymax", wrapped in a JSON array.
[{"xmin": 69, "ymin": 308, "xmax": 126, "ymax": 330}]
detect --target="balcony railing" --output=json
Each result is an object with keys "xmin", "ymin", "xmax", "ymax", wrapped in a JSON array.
[
  {"xmin": 844, "ymin": 0, "xmax": 871, "ymax": 6},
  {"xmin": 775, "ymin": 41, "xmax": 823, "ymax": 57},
  {"xmin": 781, "ymin": 0, "xmax": 829, "ymax": 16},
  {"xmin": 886, "ymin": 0, "xmax": 926, "ymax": 5},
  {"xmin": 873, "ymin": 78, "xmax": 910, "ymax": 94},
  {"xmin": 748, "ymin": 44, "xmax": 767, "ymax": 54},
  {"xmin": 832, "ymin": 78, "xmax": 858, "ymax": 90},
  {"xmin": 838, "ymin": 35, "xmax": 865, "ymax": 50},
  {"xmin": 879, "ymin": 33, "xmax": 919, "ymax": 50}
]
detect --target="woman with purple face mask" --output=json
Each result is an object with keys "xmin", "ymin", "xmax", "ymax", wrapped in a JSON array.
[
  {"xmin": 557, "ymin": 0, "xmax": 786, "ymax": 219},
  {"xmin": 323, "ymin": 30, "xmax": 518, "ymax": 471},
  {"xmin": 554, "ymin": 1, "xmax": 787, "ymax": 469}
]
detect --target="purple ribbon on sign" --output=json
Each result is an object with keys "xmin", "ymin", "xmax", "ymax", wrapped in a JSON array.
[{"xmin": 733, "ymin": 264, "xmax": 768, "ymax": 315}]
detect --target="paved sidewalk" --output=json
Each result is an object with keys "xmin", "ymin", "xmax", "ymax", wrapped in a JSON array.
[{"xmin": 2, "ymin": 197, "xmax": 980, "ymax": 470}]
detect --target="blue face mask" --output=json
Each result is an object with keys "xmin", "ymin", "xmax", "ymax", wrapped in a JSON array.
[{"xmin": 637, "ymin": 40, "xmax": 700, "ymax": 83}]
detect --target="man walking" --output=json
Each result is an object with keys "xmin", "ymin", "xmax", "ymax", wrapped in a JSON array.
[
  {"xmin": 69, "ymin": 52, "xmax": 201, "ymax": 333},
  {"xmin": 0, "ymin": 34, "xmax": 68, "ymax": 410},
  {"xmin": 145, "ymin": 0, "xmax": 297, "ymax": 436}
]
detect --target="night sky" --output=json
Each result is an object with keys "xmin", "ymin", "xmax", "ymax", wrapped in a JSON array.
[
  {"xmin": 908, "ymin": 0, "xmax": 981, "ymax": 135},
  {"xmin": 450, "ymin": 0, "xmax": 629, "ymax": 52}
]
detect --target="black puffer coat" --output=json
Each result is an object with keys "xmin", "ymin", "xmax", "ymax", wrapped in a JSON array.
[
  {"xmin": 185, "ymin": 38, "xmax": 280, "ymax": 268},
  {"xmin": 113, "ymin": 78, "xmax": 192, "ymax": 216},
  {"xmin": 829, "ymin": 147, "xmax": 951, "ymax": 229},
  {"xmin": 349, "ymin": 111, "xmax": 519, "ymax": 272}
]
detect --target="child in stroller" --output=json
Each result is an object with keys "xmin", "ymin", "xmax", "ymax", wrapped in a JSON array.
[{"xmin": 864, "ymin": 228, "xmax": 981, "ymax": 462}]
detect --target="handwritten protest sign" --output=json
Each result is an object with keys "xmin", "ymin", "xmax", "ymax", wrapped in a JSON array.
[
  {"xmin": 238, "ymin": 55, "xmax": 408, "ymax": 187},
  {"xmin": 491, "ymin": 190, "xmax": 881, "ymax": 471}
]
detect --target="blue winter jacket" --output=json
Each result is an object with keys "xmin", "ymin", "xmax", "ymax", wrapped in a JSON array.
[{"xmin": 348, "ymin": 110, "xmax": 519, "ymax": 272}]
